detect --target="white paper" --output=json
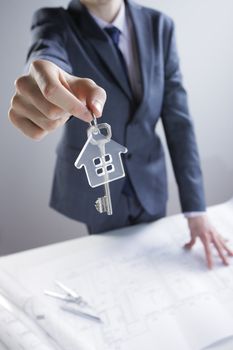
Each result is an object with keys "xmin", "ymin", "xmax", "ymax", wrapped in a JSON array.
[
  {"xmin": 0, "ymin": 291, "xmax": 57, "ymax": 350},
  {"xmin": 0, "ymin": 200, "xmax": 233, "ymax": 350},
  {"xmin": 0, "ymin": 272, "xmax": 94, "ymax": 350}
]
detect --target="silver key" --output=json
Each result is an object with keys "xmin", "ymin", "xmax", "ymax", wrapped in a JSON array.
[
  {"xmin": 95, "ymin": 143, "xmax": 113, "ymax": 215},
  {"xmin": 95, "ymin": 180, "xmax": 113, "ymax": 215}
]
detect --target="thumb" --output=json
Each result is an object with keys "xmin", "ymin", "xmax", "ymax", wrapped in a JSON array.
[{"xmin": 66, "ymin": 76, "xmax": 107, "ymax": 118}]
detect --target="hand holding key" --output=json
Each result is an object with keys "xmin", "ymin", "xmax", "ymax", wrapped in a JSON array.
[{"xmin": 9, "ymin": 60, "xmax": 106, "ymax": 140}]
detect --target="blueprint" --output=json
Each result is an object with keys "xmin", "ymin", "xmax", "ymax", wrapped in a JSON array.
[
  {"xmin": 0, "ymin": 289, "xmax": 59, "ymax": 350},
  {"xmin": 0, "ymin": 200, "xmax": 233, "ymax": 350},
  {"xmin": 0, "ymin": 272, "xmax": 94, "ymax": 350}
]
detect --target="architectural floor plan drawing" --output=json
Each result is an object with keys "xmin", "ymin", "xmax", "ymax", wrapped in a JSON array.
[
  {"xmin": 0, "ymin": 289, "xmax": 60, "ymax": 350},
  {"xmin": 0, "ymin": 200, "xmax": 233, "ymax": 350}
]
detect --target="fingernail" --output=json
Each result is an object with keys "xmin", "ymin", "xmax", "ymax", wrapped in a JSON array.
[
  {"xmin": 92, "ymin": 100, "xmax": 103, "ymax": 115},
  {"xmin": 53, "ymin": 112, "xmax": 70, "ymax": 120},
  {"xmin": 52, "ymin": 115, "xmax": 62, "ymax": 120}
]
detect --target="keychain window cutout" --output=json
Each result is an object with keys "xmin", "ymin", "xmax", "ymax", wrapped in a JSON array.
[
  {"xmin": 95, "ymin": 163, "xmax": 115, "ymax": 177},
  {"xmin": 93, "ymin": 157, "xmax": 102, "ymax": 166},
  {"xmin": 106, "ymin": 164, "xmax": 114, "ymax": 172},
  {"xmin": 96, "ymin": 168, "xmax": 104, "ymax": 176},
  {"xmin": 74, "ymin": 123, "xmax": 127, "ymax": 188},
  {"xmin": 105, "ymin": 154, "xmax": 112, "ymax": 163}
]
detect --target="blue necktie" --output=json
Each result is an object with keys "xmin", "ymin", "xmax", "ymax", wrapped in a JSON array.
[{"xmin": 104, "ymin": 26, "xmax": 131, "ymax": 89}]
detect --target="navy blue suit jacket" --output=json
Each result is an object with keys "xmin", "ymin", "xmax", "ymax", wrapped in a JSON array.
[{"xmin": 27, "ymin": 0, "xmax": 206, "ymax": 225}]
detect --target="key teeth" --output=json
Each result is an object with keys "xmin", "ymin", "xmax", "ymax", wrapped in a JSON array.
[
  {"xmin": 95, "ymin": 197, "xmax": 108, "ymax": 213},
  {"xmin": 95, "ymin": 198, "xmax": 103, "ymax": 213}
]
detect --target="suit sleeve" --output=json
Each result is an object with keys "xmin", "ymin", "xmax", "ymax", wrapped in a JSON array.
[
  {"xmin": 161, "ymin": 18, "xmax": 206, "ymax": 212},
  {"xmin": 26, "ymin": 8, "xmax": 72, "ymax": 73}
]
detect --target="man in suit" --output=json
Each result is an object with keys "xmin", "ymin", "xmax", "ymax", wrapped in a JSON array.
[{"xmin": 8, "ymin": 0, "xmax": 233, "ymax": 268}]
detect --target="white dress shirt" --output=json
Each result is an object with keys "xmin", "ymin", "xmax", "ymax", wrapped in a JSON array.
[{"xmin": 89, "ymin": 3, "xmax": 205, "ymax": 218}]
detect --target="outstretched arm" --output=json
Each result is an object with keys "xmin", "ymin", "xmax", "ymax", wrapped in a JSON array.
[{"xmin": 8, "ymin": 8, "xmax": 106, "ymax": 140}]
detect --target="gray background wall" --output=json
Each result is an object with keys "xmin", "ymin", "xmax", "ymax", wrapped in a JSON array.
[{"xmin": 0, "ymin": 0, "xmax": 232, "ymax": 255}]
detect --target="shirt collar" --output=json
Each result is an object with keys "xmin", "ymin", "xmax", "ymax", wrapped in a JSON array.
[{"xmin": 88, "ymin": 1, "xmax": 126, "ymax": 35}]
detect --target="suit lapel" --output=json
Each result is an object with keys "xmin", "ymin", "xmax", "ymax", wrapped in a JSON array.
[
  {"xmin": 127, "ymin": 0, "xmax": 153, "ymax": 109},
  {"xmin": 88, "ymin": 36, "xmax": 133, "ymax": 100},
  {"xmin": 68, "ymin": 0, "xmax": 133, "ymax": 101}
]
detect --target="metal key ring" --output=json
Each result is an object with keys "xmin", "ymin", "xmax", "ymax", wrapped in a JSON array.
[{"xmin": 89, "ymin": 112, "xmax": 97, "ymax": 127}]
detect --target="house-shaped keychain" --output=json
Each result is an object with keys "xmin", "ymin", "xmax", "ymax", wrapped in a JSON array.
[
  {"xmin": 74, "ymin": 120, "xmax": 127, "ymax": 215},
  {"xmin": 75, "ymin": 122, "xmax": 127, "ymax": 188}
]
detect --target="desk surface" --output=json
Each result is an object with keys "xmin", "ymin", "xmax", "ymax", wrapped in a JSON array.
[{"xmin": 0, "ymin": 200, "xmax": 233, "ymax": 350}]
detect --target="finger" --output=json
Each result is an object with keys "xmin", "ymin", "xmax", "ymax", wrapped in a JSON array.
[
  {"xmin": 183, "ymin": 237, "xmax": 196, "ymax": 250},
  {"xmin": 200, "ymin": 235, "xmax": 213, "ymax": 269},
  {"xmin": 15, "ymin": 76, "xmax": 68, "ymax": 121},
  {"xmin": 11, "ymin": 94, "xmax": 69, "ymax": 132},
  {"xmin": 8, "ymin": 108, "xmax": 47, "ymax": 140},
  {"xmin": 67, "ymin": 77, "xmax": 107, "ymax": 118},
  {"xmin": 31, "ymin": 61, "xmax": 92, "ymax": 122},
  {"xmin": 211, "ymin": 234, "xmax": 229, "ymax": 266},
  {"xmin": 218, "ymin": 237, "xmax": 233, "ymax": 257}
]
